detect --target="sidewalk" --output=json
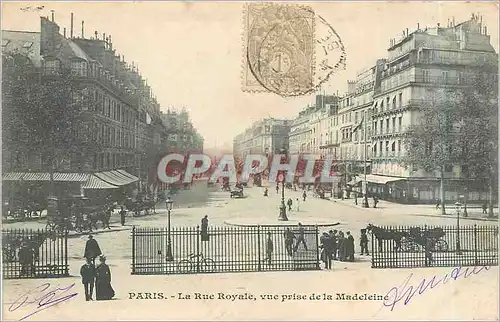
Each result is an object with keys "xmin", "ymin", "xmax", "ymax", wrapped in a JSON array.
[{"xmin": 330, "ymin": 197, "xmax": 499, "ymax": 222}]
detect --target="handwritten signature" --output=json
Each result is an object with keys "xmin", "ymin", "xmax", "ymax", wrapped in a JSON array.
[
  {"xmin": 383, "ymin": 265, "xmax": 491, "ymax": 311},
  {"xmin": 8, "ymin": 282, "xmax": 78, "ymax": 321}
]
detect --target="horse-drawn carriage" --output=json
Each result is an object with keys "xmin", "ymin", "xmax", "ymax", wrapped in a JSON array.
[
  {"xmin": 367, "ymin": 224, "xmax": 449, "ymax": 253},
  {"xmin": 124, "ymin": 197, "xmax": 156, "ymax": 216},
  {"xmin": 3, "ymin": 198, "xmax": 47, "ymax": 221},
  {"xmin": 45, "ymin": 197, "xmax": 114, "ymax": 233}
]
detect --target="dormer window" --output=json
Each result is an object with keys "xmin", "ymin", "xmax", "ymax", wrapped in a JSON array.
[
  {"xmin": 71, "ymin": 60, "xmax": 87, "ymax": 77},
  {"xmin": 22, "ymin": 41, "xmax": 33, "ymax": 48},
  {"xmin": 2, "ymin": 39, "xmax": 10, "ymax": 47},
  {"xmin": 44, "ymin": 59, "xmax": 60, "ymax": 75}
]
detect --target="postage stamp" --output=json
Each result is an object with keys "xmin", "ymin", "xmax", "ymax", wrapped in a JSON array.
[{"xmin": 242, "ymin": 3, "xmax": 346, "ymax": 97}]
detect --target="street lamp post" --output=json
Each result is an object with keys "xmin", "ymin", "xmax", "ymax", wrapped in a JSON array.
[
  {"xmin": 362, "ymin": 114, "xmax": 369, "ymax": 208},
  {"xmin": 463, "ymin": 187, "xmax": 468, "ymax": 217},
  {"xmin": 278, "ymin": 148, "xmax": 288, "ymax": 221},
  {"xmin": 165, "ymin": 197, "xmax": 174, "ymax": 261},
  {"xmin": 455, "ymin": 201, "xmax": 462, "ymax": 255}
]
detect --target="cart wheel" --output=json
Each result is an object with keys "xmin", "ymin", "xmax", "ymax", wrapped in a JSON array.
[
  {"xmin": 177, "ymin": 260, "xmax": 192, "ymax": 273},
  {"xmin": 200, "ymin": 258, "xmax": 216, "ymax": 273}
]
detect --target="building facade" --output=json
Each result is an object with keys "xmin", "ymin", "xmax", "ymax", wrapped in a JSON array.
[
  {"xmin": 371, "ymin": 15, "xmax": 497, "ymax": 203},
  {"xmin": 2, "ymin": 14, "xmax": 203, "ymax": 197},
  {"xmin": 233, "ymin": 118, "xmax": 290, "ymax": 157}
]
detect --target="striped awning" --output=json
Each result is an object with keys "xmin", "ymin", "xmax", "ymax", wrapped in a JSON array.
[
  {"xmin": 94, "ymin": 170, "xmax": 137, "ymax": 186},
  {"xmin": 3, "ymin": 172, "xmax": 89, "ymax": 182},
  {"xmin": 82, "ymin": 175, "xmax": 119, "ymax": 190},
  {"xmin": 116, "ymin": 169, "xmax": 139, "ymax": 182},
  {"xmin": 3, "ymin": 172, "xmax": 25, "ymax": 181}
]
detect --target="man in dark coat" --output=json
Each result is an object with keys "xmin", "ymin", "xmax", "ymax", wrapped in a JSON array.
[
  {"xmin": 84, "ymin": 235, "xmax": 102, "ymax": 265},
  {"xmin": 283, "ymin": 228, "xmax": 295, "ymax": 256},
  {"xmin": 120, "ymin": 206, "xmax": 126, "ymax": 226},
  {"xmin": 201, "ymin": 215, "xmax": 209, "ymax": 241},
  {"xmin": 320, "ymin": 232, "xmax": 333, "ymax": 269},
  {"xmin": 287, "ymin": 198, "xmax": 293, "ymax": 211},
  {"xmin": 328, "ymin": 230, "xmax": 338, "ymax": 260},
  {"xmin": 302, "ymin": 190, "xmax": 307, "ymax": 202},
  {"xmin": 80, "ymin": 258, "xmax": 96, "ymax": 301},
  {"xmin": 265, "ymin": 232, "xmax": 273, "ymax": 265},
  {"xmin": 360, "ymin": 229, "xmax": 369, "ymax": 255},
  {"xmin": 294, "ymin": 223, "xmax": 308, "ymax": 252},
  {"xmin": 346, "ymin": 231, "xmax": 355, "ymax": 262},
  {"xmin": 18, "ymin": 242, "xmax": 35, "ymax": 277}
]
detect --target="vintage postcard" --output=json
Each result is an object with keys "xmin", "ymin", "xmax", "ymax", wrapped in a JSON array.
[{"xmin": 1, "ymin": 1, "xmax": 499, "ymax": 321}]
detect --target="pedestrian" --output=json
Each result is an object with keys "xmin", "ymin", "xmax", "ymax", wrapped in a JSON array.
[
  {"xmin": 263, "ymin": 188, "xmax": 268, "ymax": 197},
  {"xmin": 482, "ymin": 203, "xmax": 487, "ymax": 214},
  {"xmin": 18, "ymin": 242, "xmax": 35, "ymax": 277},
  {"xmin": 373, "ymin": 195, "xmax": 379, "ymax": 208},
  {"xmin": 80, "ymin": 257, "xmax": 96, "ymax": 301},
  {"xmin": 354, "ymin": 192, "xmax": 358, "ymax": 205},
  {"xmin": 337, "ymin": 231, "xmax": 345, "ymax": 261},
  {"xmin": 329, "ymin": 230, "xmax": 338, "ymax": 260},
  {"xmin": 95, "ymin": 255, "xmax": 115, "ymax": 301},
  {"xmin": 84, "ymin": 235, "xmax": 102, "ymax": 265},
  {"xmin": 265, "ymin": 232, "xmax": 273, "ymax": 265},
  {"xmin": 120, "ymin": 206, "xmax": 126, "ymax": 226},
  {"xmin": 276, "ymin": 184, "xmax": 279, "ymax": 194},
  {"xmin": 302, "ymin": 190, "xmax": 307, "ymax": 202},
  {"xmin": 346, "ymin": 231, "xmax": 355, "ymax": 262},
  {"xmin": 320, "ymin": 232, "xmax": 333, "ymax": 269},
  {"xmin": 201, "ymin": 215, "xmax": 209, "ymax": 241},
  {"xmin": 436, "ymin": 199, "xmax": 440, "ymax": 210},
  {"xmin": 294, "ymin": 222, "xmax": 308, "ymax": 252},
  {"xmin": 295, "ymin": 198, "xmax": 300, "ymax": 212},
  {"xmin": 287, "ymin": 198, "xmax": 293, "ymax": 211},
  {"xmin": 283, "ymin": 228, "xmax": 295, "ymax": 256},
  {"xmin": 360, "ymin": 229, "xmax": 369, "ymax": 255}
]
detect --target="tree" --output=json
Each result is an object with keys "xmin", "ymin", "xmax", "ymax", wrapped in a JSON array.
[
  {"xmin": 2, "ymin": 53, "xmax": 101, "ymax": 177},
  {"xmin": 404, "ymin": 59, "xmax": 498, "ymax": 215}
]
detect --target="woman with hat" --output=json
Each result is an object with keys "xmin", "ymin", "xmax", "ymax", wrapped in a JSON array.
[{"xmin": 95, "ymin": 255, "xmax": 115, "ymax": 300}]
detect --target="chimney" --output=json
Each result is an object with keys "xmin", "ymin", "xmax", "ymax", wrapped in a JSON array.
[
  {"xmin": 417, "ymin": 23, "xmax": 420, "ymax": 30},
  {"xmin": 81, "ymin": 21, "xmax": 84, "ymax": 38},
  {"xmin": 453, "ymin": 17, "xmax": 455, "ymax": 26},
  {"xmin": 94, "ymin": 31, "xmax": 98, "ymax": 39},
  {"xmin": 437, "ymin": 22, "xmax": 440, "ymax": 28},
  {"xmin": 51, "ymin": 10, "xmax": 55, "ymax": 22},
  {"xmin": 70, "ymin": 13, "xmax": 74, "ymax": 38},
  {"xmin": 484, "ymin": 26, "xmax": 487, "ymax": 35},
  {"xmin": 406, "ymin": 28, "xmax": 409, "ymax": 36},
  {"xmin": 109, "ymin": 35, "xmax": 112, "ymax": 49},
  {"xmin": 103, "ymin": 32, "xmax": 106, "ymax": 43},
  {"xmin": 63, "ymin": 28, "xmax": 66, "ymax": 38}
]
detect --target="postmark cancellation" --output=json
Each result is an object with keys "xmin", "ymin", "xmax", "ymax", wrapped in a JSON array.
[{"xmin": 242, "ymin": 3, "xmax": 316, "ymax": 96}]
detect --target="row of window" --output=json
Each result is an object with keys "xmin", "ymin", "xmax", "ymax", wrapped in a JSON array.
[
  {"xmin": 373, "ymin": 140, "xmax": 402, "ymax": 157},
  {"xmin": 92, "ymin": 124, "xmax": 137, "ymax": 149},
  {"xmin": 373, "ymin": 116, "xmax": 403, "ymax": 135}
]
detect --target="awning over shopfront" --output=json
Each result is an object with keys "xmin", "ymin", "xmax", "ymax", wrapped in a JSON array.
[
  {"xmin": 363, "ymin": 174, "xmax": 405, "ymax": 185},
  {"xmin": 94, "ymin": 170, "xmax": 138, "ymax": 186},
  {"xmin": 82, "ymin": 175, "xmax": 119, "ymax": 190},
  {"xmin": 2, "ymin": 172, "xmax": 89, "ymax": 182}
]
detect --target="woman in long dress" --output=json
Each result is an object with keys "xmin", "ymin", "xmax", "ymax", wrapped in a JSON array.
[{"xmin": 95, "ymin": 255, "xmax": 115, "ymax": 300}]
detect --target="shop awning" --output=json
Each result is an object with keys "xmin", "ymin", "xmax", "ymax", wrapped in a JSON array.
[
  {"xmin": 364, "ymin": 174, "xmax": 405, "ymax": 184},
  {"xmin": 82, "ymin": 175, "xmax": 119, "ymax": 190},
  {"xmin": 2, "ymin": 172, "xmax": 89, "ymax": 182},
  {"xmin": 116, "ymin": 169, "xmax": 139, "ymax": 182},
  {"xmin": 95, "ymin": 170, "xmax": 138, "ymax": 186}
]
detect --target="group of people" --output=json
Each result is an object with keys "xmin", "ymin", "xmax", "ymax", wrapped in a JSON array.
[
  {"xmin": 319, "ymin": 229, "xmax": 366, "ymax": 269},
  {"xmin": 81, "ymin": 235, "xmax": 115, "ymax": 301}
]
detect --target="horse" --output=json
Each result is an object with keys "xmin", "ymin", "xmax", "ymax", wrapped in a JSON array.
[{"xmin": 366, "ymin": 224, "xmax": 409, "ymax": 252}]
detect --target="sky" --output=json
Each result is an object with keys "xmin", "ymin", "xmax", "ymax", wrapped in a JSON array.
[{"xmin": 2, "ymin": 1, "xmax": 499, "ymax": 149}]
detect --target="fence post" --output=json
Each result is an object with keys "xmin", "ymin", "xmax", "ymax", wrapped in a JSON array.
[
  {"xmin": 64, "ymin": 230, "xmax": 69, "ymax": 276},
  {"xmin": 196, "ymin": 225, "xmax": 200, "ymax": 273},
  {"xmin": 131, "ymin": 226, "xmax": 136, "ymax": 274},
  {"xmin": 371, "ymin": 229, "xmax": 374, "ymax": 268},
  {"xmin": 315, "ymin": 225, "xmax": 320, "ymax": 270},
  {"xmin": 257, "ymin": 226, "xmax": 261, "ymax": 271},
  {"xmin": 474, "ymin": 224, "xmax": 478, "ymax": 266}
]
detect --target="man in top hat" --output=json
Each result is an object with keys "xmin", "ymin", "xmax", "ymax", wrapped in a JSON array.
[
  {"xmin": 84, "ymin": 234, "xmax": 102, "ymax": 265},
  {"xmin": 80, "ymin": 257, "xmax": 96, "ymax": 301}
]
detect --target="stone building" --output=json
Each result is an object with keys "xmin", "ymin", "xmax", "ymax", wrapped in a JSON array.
[
  {"xmin": 233, "ymin": 118, "xmax": 290, "ymax": 158},
  {"xmin": 370, "ymin": 15, "xmax": 497, "ymax": 203},
  {"xmin": 2, "ymin": 13, "xmax": 203, "ymax": 199}
]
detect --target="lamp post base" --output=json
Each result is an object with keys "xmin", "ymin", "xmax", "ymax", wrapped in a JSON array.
[
  {"xmin": 166, "ymin": 241, "xmax": 174, "ymax": 261},
  {"xmin": 278, "ymin": 204, "xmax": 288, "ymax": 221},
  {"xmin": 456, "ymin": 241, "xmax": 462, "ymax": 255},
  {"xmin": 362, "ymin": 197, "xmax": 369, "ymax": 208}
]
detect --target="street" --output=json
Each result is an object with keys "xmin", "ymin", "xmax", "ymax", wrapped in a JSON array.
[{"xmin": 3, "ymin": 180, "xmax": 499, "ymax": 321}]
